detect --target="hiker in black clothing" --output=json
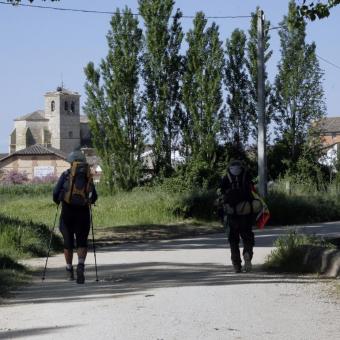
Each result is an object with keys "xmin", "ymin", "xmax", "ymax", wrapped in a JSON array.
[
  {"xmin": 53, "ymin": 150, "xmax": 98, "ymax": 284},
  {"xmin": 218, "ymin": 159, "xmax": 255, "ymax": 273}
]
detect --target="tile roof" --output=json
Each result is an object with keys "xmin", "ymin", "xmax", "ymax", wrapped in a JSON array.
[
  {"xmin": 0, "ymin": 145, "xmax": 67, "ymax": 162},
  {"xmin": 319, "ymin": 117, "xmax": 340, "ymax": 133},
  {"xmin": 14, "ymin": 110, "xmax": 47, "ymax": 121}
]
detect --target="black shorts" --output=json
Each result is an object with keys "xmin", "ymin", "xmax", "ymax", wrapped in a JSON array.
[{"xmin": 59, "ymin": 203, "xmax": 91, "ymax": 249}]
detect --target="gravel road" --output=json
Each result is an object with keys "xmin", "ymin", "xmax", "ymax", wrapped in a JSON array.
[{"xmin": 1, "ymin": 223, "xmax": 340, "ymax": 340}]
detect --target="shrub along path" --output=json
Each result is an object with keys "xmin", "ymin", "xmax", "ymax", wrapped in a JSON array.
[{"xmin": 0, "ymin": 223, "xmax": 340, "ymax": 339}]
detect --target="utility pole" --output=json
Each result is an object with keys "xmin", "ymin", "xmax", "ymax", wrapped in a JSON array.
[{"xmin": 257, "ymin": 9, "xmax": 267, "ymax": 197}]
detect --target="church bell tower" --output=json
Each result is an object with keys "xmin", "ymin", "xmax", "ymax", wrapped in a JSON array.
[{"xmin": 44, "ymin": 87, "xmax": 81, "ymax": 154}]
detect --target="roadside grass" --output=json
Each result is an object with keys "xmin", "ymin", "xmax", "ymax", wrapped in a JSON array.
[
  {"xmin": 0, "ymin": 254, "xmax": 29, "ymax": 298},
  {"xmin": 0, "ymin": 189, "xmax": 182, "ymax": 228},
  {"xmin": 0, "ymin": 213, "xmax": 62, "ymax": 298},
  {"xmin": 335, "ymin": 282, "xmax": 340, "ymax": 297},
  {"xmin": 0, "ymin": 183, "xmax": 54, "ymax": 196},
  {"xmin": 264, "ymin": 230, "xmax": 335, "ymax": 273}
]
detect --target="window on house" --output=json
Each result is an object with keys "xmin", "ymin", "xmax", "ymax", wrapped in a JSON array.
[
  {"xmin": 64, "ymin": 101, "xmax": 69, "ymax": 111},
  {"xmin": 332, "ymin": 132, "xmax": 336, "ymax": 139},
  {"xmin": 51, "ymin": 101, "xmax": 55, "ymax": 112},
  {"xmin": 68, "ymin": 131, "xmax": 73, "ymax": 138},
  {"xmin": 71, "ymin": 101, "xmax": 75, "ymax": 113}
]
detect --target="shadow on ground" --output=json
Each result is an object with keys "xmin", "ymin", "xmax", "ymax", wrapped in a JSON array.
[
  {"xmin": 94, "ymin": 222, "xmax": 340, "ymax": 252},
  {"xmin": 0, "ymin": 325, "xmax": 79, "ymax": 339},
  {"xmin": 4, "ymin": 231, "xmax": 335, "ymax": 307}
]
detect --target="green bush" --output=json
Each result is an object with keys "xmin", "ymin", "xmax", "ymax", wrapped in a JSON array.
[
  {"xmin": 267, "ymin": 190, "xmax": 340, "ymax": 225},
  {"xmin": 264, "ymin": 231, "xmax": 334, "ymax": 272},
  {"xmin": 174, "ymin": 189, "xmax": 217, "ymax": 221}
]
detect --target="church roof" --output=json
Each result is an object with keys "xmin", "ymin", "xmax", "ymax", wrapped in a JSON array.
[
  {"xmin": 14, "ymin": 110, "xmax": 47, "ymax": 122},
  {"xmin": 0, "ymin": 145, "xmax": 67, "ymax": 162},
  {"xmin": 319, "ymin": 117, "xmax": 340, "ymax": 133},
  {"xmin": 0, "ymin": 153, "xmax": 8, "ymax": 160},
  {"xmin": 44, "ymin": 87, "xmax": 80, "ymax": 97}
]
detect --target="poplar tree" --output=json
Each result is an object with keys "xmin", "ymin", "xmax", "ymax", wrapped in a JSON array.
[
  {"xmin": 84, "ymin": 8, "xmax": 144, "ymax": 192},
  {"xmin": 182, "ymin": 12, "xmax": 224, "ymax": 175},
  {"xmin": 224, "ymin": 29, "xmax": 251, "ymax": 147},
  {"xmin": 139, "ymin": 0, "xmax": 184, "ymax": 177},
  {"xmin": 246, "ymin": 9, "xmax": 273, "ymax": 142},
  {"xmin": 274, "ymin": 1, "xmax": 326, "ymax": 164}
]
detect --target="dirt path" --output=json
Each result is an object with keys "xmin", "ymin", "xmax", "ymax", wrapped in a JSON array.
[{"xmin": 1, "ymin": 225, "xmax": 340, "ymax": 340}]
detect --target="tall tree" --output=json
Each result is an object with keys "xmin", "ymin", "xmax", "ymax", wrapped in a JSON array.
[
  {"xmin": 246, "ymin": 9, "xmax": 273, "ymax": 143},
  {"xmin": 84, "ymin": 7, "xmax": 144, "ymax": 192},
  {"xmin": 274, "ymin": 1, "xmax": 326, "ymax": 164},
  {"xmin": 224, "ymin": 29, "xmax": 251, "ymax": 148},
  {"xmin": 139, "ymin": 0, "xmax": 184, "ymax": 177},
  {"xmin": 182, "ymin": 12, "xmax": 224, "ymax": 169}
]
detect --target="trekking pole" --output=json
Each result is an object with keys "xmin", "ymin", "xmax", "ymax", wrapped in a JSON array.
[
  {"xmin": 42, "ymin": 204, "xmax": 59, "ymax": 281},
  {"xmin": 90, "ymin": 204, "xmax": 99, "ymax": 282}
]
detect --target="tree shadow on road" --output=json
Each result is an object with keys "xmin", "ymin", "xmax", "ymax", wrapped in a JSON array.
[
  {"xmin": 4, "ymin": 262, "xmax": 327, "ymax": 306},
  {"xmin": 4, "ymin": 229, "xmax": 339, "ymax": 307},
  {"xmin": 0, "ymin": 325, "xmax": 79, "ymax": 339}
]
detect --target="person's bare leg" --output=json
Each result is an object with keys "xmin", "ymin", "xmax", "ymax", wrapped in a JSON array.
[
  {"xmin": 64, "ymin": 248, "xmax": 73, "ymax": 265},
  {"xmin": 64, "ymin": 249, "xmax": 74, "ymax": 280},
  {"xmin": 77, "ymin": 247, "xmax": 87, "ymax": 262}
]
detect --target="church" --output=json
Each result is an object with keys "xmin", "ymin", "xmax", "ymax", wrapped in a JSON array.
[
  {"xmin": 9, "ymin": 86, "xmax": 91, "ymax": 154},
  {"xmin": 0, "ymin": 87, "xmax": 100, "ymax": 180}
]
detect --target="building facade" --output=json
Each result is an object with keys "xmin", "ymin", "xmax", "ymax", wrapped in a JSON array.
[
  {"xmin": 9, "ymin": 87, "xmax": 91, "ymax": 155},
  {"xmin": 0, "ymin": 144, "xmax": 69, "ymax": 180}
]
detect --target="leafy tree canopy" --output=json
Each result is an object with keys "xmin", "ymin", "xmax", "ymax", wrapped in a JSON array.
[{"xmin": 297, "ymin": 0, "xmax": 340, "ymax": 22}]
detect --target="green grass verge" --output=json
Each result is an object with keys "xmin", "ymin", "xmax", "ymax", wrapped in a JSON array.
[
  {"xmin": 0, "ymin": 187, "xmax": 184, "ymax": 228},
  {"xmin": 0, "ymin": 254, "xmax": 29, "ymax": 298},
  {"xmin": 0, "ymin": 209, "xmax": 63, "ymax": 298},
  {"xmin": 264, "ymin": 231, "xmax": 335, "ymax": 273}
]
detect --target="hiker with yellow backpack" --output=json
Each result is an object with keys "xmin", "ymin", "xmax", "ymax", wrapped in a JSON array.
[{"xmin": 53, "ymin": 150, "xmax": 98, "ymax": 284}]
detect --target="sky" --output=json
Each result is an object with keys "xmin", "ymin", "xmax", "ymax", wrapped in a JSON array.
[{"xmin": 0, "ymin": 0, "xmax": 340, "ymax": 153}]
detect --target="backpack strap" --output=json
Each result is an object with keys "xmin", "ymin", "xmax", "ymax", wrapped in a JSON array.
[{"xmin": 69, "ymin": 162, "xmax": 78, "ymax": 203}]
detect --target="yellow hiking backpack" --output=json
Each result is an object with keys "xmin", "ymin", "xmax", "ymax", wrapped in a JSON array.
[{"xmin": 63, "ymin": 162, "xmax": 93, "ymax": 206}]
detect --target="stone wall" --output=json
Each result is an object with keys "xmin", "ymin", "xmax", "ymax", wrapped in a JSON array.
[{"xmin": 0, "ymin": 155, "xmax": 69, "ymax": 179}]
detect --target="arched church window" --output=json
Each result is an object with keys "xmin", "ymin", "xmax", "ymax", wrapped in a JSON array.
[
  {"xmin": 51, "ymin": 101, "xmax": 55, "ymax": 112},
  {"xmin": 64, "ymin": 101, "xmax": 69, "ymax": 111},
  {"xmin": 71, "ymin": 101, "xmax": 75, "ymax": 113}
]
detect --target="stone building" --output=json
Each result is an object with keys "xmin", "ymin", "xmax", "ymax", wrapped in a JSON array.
[
  {"xmin": 9, "ymin": 86, "xmax": 91, "ymax": 155},
  {"xmin": 0, "ymin": 144, "xmax": 69, "ymax": 179},
  {"xmin": 0, "ymin": 87, "xmax": 99, "ymax": 180}
]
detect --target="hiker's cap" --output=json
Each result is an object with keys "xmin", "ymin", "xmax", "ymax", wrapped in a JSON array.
[{"xmin": 67, "ymin": 150, "xmax": 86, "ymax": 163}]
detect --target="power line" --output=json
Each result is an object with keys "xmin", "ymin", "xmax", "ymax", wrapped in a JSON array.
[
  {"xmin": 317, "ymin": 54, "xmax": 340, "ymax": 71},
  {"xmin": 0, "ymin": 1, "xmax": 251, "ymax": 19}
]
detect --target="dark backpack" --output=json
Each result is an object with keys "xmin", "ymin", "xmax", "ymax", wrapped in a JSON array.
[
  {"xmin": 223, "ymin": 171, "xmax": 249, "ymax": 207},
  {"xmin": 63, "ymin": 162, "xmax": 93, "ymax": 206}
]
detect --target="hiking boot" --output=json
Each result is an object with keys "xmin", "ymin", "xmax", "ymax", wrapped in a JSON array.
[
  {"xmin": 233, "ymin": 264, "xmax": 242, "ymax": 273},
  {"xmin": 76, "ymin": 264, "xmax": 85, "ymax": 284},
  {"xmin": 66, "ymin": 266, "xmax": 74, "ymax": 281},
  {"xmin": 243, "ymin": 253, "xmax": 252, "ymax": 272}
]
